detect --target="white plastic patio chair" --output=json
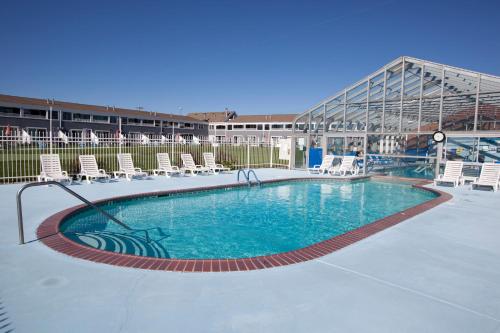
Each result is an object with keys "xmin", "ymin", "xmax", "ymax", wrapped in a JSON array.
[
  {"xmin": 471, "ymin": 163, "xmax": 500, "ymax": 192},
  {"xmin": 114, "ymin": 153, "xmax": 148, "ymax": 181},
  {"xmin": 153, "ymin": 153, "xmax": 182, "ymax": 177},
  {"xmin": 308, "ymin": 155, "xmax": 335, "ymax": 174},
  {"xmin": 203, "ymin": 152, "xmax": 230, "ymax": 174},
  {"xmin": 434, "ymin": 161, "xmax": 464, "ymax": 187},
  {"xmin": 38, "ymin": 154, "xmax": 72, "ymax": 184},
  {"xmin": 329, "ymin": 156, "xmax": 358, "ymax": 176},
  {"xmin": 77, "ymin": 155, "xmax": 111, "ymax": 184},
  {"xmin": 181, "ymin": 153, "xmax": 209, "ymax": 176}
]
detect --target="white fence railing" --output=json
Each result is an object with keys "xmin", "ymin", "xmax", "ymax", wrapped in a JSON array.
[{"xmin": 0, "ymin": 134, "xmax": 290, "ymax": 183}]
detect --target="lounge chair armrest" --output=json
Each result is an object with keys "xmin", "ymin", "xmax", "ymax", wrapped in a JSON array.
[
  {"xmin": 98, "ymin": 169, "xmax": 107, "ymax": 174},
  {"xmin": 195, "ymin": 165, "xmax": 204, "ymax": 168},
  {"xmin": 62, "ymin": 171, "xmax": 69, "ymax": 176},
  {"xmin": 215, "ymin": 164, "xmax": 224, "ymax": 168},
  {"xmin": 134, "ymin": 168, "xmax": 143, "ymax": 172},
  {"xmin": 171, "ymin": 166, "xmax": 180, "ymax": 171}
]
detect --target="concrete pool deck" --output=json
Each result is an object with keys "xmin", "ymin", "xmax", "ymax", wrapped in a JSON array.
[{"xmin": 0, "ymin": 169, "xmax": 499, "ymax": 332}]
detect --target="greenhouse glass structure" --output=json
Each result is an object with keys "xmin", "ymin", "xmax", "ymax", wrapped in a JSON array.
[{"xmin": 292, "ymin": 56, "xmax": 500, "ymax": 178}]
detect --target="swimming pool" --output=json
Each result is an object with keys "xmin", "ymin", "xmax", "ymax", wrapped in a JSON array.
[
  {"xmin": 381, "ymin": 166, "xmax": 435, "ymax": 179},
  {"xmin": 58, "ymin": 179, "xmax": 437, "ymax": 261}
]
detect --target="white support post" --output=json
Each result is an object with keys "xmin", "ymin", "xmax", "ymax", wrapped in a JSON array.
[
  {"xmin": 381, "ymin": 69, "xmax": 387, "ymax": 133},
  {"xmin": 438, "ymin": 67, "xmax": 445, "ymax": 131},
  {"xmin": 269, "ymin": 141, "xmax": 273, "ymax": 168},
  {"xmin": 417, "ymin": 64, "xmax": 424, "ymax": 133},
  {"xmin": 49, "ymin": 105, "xmax": 53, "ymax": 154},
  {"xmin": 399, "ymin": 58, "xmax": 405, "ymax": 132},
  {"xmin": 473, "ymin": 74, "xmax": 481, "ymax": 132},
  {"xmin": 247, "ymin": 139, "xmax": 250, "ymax": 169},
  {"xmin": 118, "ymin": 114, "xmax": 122, "ymax": 155},
  {"xmin": 435, "ymin": 142, "xmax": 443, "ymax": 178}
]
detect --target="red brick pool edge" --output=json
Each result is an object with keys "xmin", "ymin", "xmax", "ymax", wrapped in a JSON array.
[{"xmin": 37, "ymin": 177, "xmax": 452, "ymax": 272}]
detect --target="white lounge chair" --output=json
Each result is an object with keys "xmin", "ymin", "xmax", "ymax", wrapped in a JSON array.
[
  {"xmin": 203, "ymin": 152, "xmax": 230, "ymax": 174},
  {"xmin": 38, "ymin": 154, "xmax": 72, "ymax": 184},
  {"xmin": 153, "ymin": 153, "xmax": 182, "ymax": 177},
  {"xmin": 434, "ymin": 161, "xmax": 464, "ymax": 187},
  {"xmin": 471, "ymin": 163, "xmax": 500, "ymax": 192},
  {"xmin": 308, "ymin": 155, "xmax": 335, "ymax": 174},
  {"xmin": 114, "ymin": 153, "xmax": 148, "ymax": 181},
  {"xmin": 181, "ymin": 153, "xmax": 209, "ymax": 176},
  {"xmin": 329, "ymin": 156, "xmax": 358, "ymax": 176},
  {"xmin": 77, "ymin": 155, "xmax": 111, "ymax": 183}
]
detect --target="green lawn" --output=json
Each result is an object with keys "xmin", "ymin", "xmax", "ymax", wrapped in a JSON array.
[{"xmin": 0, "ymin": 143, "xmax": 290, "ymax": 183}]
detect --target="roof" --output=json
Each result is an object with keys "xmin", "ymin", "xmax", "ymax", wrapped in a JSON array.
[
  {"xmin": 187, "ymin": 111, "xmax": 236, "ymax": 122},
  {"xmin": 295, "ymin": 56, "xmax": 500, "ymax": 132},
  {"xmin": 0, "ymin": 94, "xmax": 206, "ymax": 123},
  {"xmin": 188, "ymin": 112, "xmax": 296, "ymax": 123},
  {"xmin": 228, "ymin": 114, "xmax": 296, "ymax": 123}
]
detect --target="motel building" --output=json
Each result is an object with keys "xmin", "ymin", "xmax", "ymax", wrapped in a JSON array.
[
  {"xmin": 188, "ymin": 110, "xmax": 297, "ymax": 145},
  {"xmin": 0, "ymin": 94, "xmax": 209, "ymax": 142}
]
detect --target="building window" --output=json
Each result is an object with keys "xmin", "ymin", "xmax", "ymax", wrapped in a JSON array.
[
  {"xmin": 127, "ymin": 118, "xmax": 141, "ymax": 125},
  {"xmin": 23, "ymin": 109, "xmax": 47, "ymax": 119},
  {"xmin": 265, "ymin": 124, "xmax": 270, "ymax": 130},
  {"xmin": 271, "ymin": 136, "xmax": 282, "ymax": 146},
  {"xmin": 257, "ymin": 124, "xmax": 263, "ymax": 130},
  {"xmin": 245, "ymin": 124, "xmax": 257, "ymax": 129},
  {"xmin": 227, "ymin": 125, "xmax": 232, "ymax": 130},
  {"xmin": 72, "ymin": 113, "xmax": 91, "ymax": 122},
  {"xmin": 233, "ymin": 124, "xmax": 244, "ymax": 129},
  {"xmin": 92, "ymin": 115, "xmax": 109, "ymax": 123},
  {"xmin": 27, "ymin": 127, "xmax": 47, "ymax": 136},
  {"xmin": 271, "ymin": 124, "xmax": 284, "ymax": 129},
  {"xmin": 95, "ymin": 130, "xmax": 110, "ymax": 138},
  {"xmin": 51, "ymin": 110, "xmax": 59, "ymax": 120},
  {"xmin": 142, "ymin": 119, "xmax": 155, "ymax": 126},
  {"xmin": 232, "ymin": 135, "xmax": 244, "ymax": 144},
  {"xmin": 285, "ymin": 124, "xmax": 293, "ymax": 129},
  {"xmin": 216, "ymin": 125, "xmax": 225, "ymax": 130},
  {"xmin": 70, "ymin": 129, "xmax": 83, "ymax": 138},
  {"xmin": 0, "ymin": 106, "xmax": 21, "ymax": 117},
  {"xmin": 248, "ymin": 135, "xmax": 258, "ymax": 144},
  {"xmin": 109, "ymin": 116, "xmax": 118, "ymax": 124},
  {"xmin": 216, "ymin": 135, "xmax": 226, "ymax": 143},
  {"xmin": 62, "ymin": 112, "xmax": 72, "ymax": 121}
]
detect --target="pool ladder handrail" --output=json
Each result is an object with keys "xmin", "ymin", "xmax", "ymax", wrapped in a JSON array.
[
  {"xmin": 237, "ymin": 169, "xmax": 261, "ymax": 187},
  {"xmin": 16, "ymin": 181, "xmax": 132, "ymax": 245}
]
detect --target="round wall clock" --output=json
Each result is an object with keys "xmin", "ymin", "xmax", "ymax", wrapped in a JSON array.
[{"xmin": 432, "ymin": 131, "xmax": 446, "ymax": 143}]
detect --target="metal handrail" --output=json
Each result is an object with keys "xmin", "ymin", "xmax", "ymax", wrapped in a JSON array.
[
  {"xmin": 16, "ymin": 181, "xmax": 131, "ymax": 245},
  {"xmin": 246, "ymin": 169, "xmax": 261, "ymax": 186},
  {"xmin": 236, "ymin": 169, "xmax": 261, "ymax": 187}
]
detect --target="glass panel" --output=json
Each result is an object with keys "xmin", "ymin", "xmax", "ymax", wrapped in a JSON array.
[
  {"xmin": 420, "ymin": 97, "xmax": 440, "ymax": 132},
  {"xmin": 441, "ymin": 94, "xmax": 476, "ymax": 131},
  {"xmin": 294, "ymin": 137, "xmax": 307, "ymax": 169},
  {"xmin": 326, "ymin": 137, "xmax": 345, "ymax": 155},
  {"xmin": 477, "ymin": 92, "xmax": 500, "ymax": 131},
  {"xmin": 445, "ymin": 137, "xmax": 478, "ymax": 162},
  {"xmin": 478, "ymin": 137, "xmax": 500, "ymax": 163}
]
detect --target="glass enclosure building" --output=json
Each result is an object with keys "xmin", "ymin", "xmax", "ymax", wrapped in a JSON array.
[{"xmin": 292, "ymin": 56, "xmax": 500, "ymax": 177}]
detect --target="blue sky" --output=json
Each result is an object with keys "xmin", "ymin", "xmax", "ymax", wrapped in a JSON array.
[{"xmin": 1, "ymin": 0, "xmax": 499, "ymax": 115}]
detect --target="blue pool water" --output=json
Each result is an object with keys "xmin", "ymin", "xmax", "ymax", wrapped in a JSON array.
[
  {"xmin": 61, "ymin": 180, "xmax": 436, "ymax": 259},
  {"xmin": 382, "ymin": 166, "xmax": 435, "ymax": 179}
]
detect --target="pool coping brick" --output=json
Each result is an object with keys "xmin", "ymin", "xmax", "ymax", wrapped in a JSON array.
[{"xmin": 37, "ymin": 176, "xmax": 452, "ymax": 272}]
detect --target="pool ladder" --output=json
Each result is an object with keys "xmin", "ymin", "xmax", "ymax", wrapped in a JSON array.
[
  {"xmin": 237, "ymin": 169, "xmax": 262, "ymax": 187},
  {"xmin": 16, "ymin": 181, "xmax": 132, "ymax": 245}
]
